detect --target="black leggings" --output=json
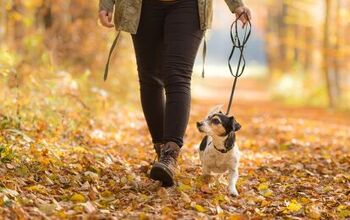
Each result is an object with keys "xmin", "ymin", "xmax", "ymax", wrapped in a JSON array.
[{"xmin": 131, "ymin": 0, "xmax": 204, "ymax": 147}]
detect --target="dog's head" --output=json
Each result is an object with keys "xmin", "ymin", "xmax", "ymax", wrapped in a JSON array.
[{"xmin": 196, "ymin": 106, "xmax": 241, "ymax": 137}]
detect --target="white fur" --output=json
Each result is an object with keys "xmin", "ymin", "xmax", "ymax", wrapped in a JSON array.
[{"xmin": 199, "ymin": 135, "xmax": 240, "ymax": 196}]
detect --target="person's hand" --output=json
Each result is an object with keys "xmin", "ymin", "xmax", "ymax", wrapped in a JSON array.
[
  {"xmin": 234, "ymin": 6, "xmax": 251, "ymax": 27},
  {"xmin": 99, "ymin": 10, "xmax": 114, "ymax": 28}
]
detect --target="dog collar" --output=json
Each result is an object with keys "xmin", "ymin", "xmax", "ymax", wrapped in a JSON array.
[{"xmin": 213, "ymin": 143, "xmax": 233, "ymax": 154}]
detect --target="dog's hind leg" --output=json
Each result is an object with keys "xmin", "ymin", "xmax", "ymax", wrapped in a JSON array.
[{"xmin": 228, "ymin": 167, "xmax": 239, "ymax": 196}]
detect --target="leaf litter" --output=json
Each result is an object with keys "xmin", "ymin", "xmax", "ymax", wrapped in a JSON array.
[{"xmin": 0, "ymin": 88, "xmax": 349, "ymax": 219}]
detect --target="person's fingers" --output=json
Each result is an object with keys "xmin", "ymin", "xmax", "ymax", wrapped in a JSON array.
[
  {"xmin": 237, "ymin": 10, "xmax": 243, "ymax": 19},
  {"xmin": 99, "ymin": 11, "xmax": 108, "ymax": 26},
  {"xmin": 240, "ymin": 15, "xmax": 247, "ymax": 27},
  {"xmin": 100, "ymin": 17, "xmax": 109, "ymax": 27},
  {"xmin": 107, "ymin": 11, "xmax": 112, "ymax": 23},
  {"xmin": 105, "ymin": 12, "xmax": 114, "ymax": 27},
  {"xmin": 234, "ymin": 7, "xmax": 252, "ymax": 28},
  {"xmin": 99, "ymin": 11, "xmax": 114, "ymax": 28},
  {"xmin": 240, "ymin": 8, "xmax": 252, "ymax": 27},
  {"xmin": 247, "ymin": 9, "xmax": 252, "ymax": 21},
  {"xmin": 99, "ymin": 10, "xmax": 107, "ymax": 17},
  {"xmin": 242, "ymin": 18, "xmax": 247, "ymax": 28}
]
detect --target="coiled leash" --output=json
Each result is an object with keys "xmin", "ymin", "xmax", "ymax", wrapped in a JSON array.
[
  {"xmin": 201, "ymin": 12, "xmax": 251, "ymax": 115},
  {"xmin": 225, "ymin": 12, "xmax": 251, "ymax": 115}
]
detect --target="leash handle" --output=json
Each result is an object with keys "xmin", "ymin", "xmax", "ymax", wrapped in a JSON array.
[{"xmin": 226, "ymin": 12, "xmax": 252, "ymax": 115}]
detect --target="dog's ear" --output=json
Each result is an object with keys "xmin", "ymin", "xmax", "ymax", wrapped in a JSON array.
[
  {"xmin": 224, "ymin": 131, "xmax": 236, "ymax": 149},
  {"xmin": 207, "ymin": 105, "xmax": 223, "ymax": 117},
  {"xmin": 234, "ymin": 121, "xmax": 242, "ymax": 132},
  {"xmin": 230, "ymin": 117, "xmax": 241, "ymax": 132}
]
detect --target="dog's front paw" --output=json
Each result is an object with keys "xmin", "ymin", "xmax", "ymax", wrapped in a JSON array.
[{"xmin": 228, "ymin": 187, "xmax": 239, "ymax": 197}]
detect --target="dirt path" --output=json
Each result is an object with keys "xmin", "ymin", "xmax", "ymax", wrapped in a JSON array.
[{"xmin": 0, "ymin": 78, "xmax": 349, "ymax": 219}]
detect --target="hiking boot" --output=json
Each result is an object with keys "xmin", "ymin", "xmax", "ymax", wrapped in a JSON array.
[
  {"xmin": 153, "ymin": 143, "xmax": 163, "ymax": 160},
  {"xmin": 150, "ymin": 142, "xmax": 180, "ymax": 187}
]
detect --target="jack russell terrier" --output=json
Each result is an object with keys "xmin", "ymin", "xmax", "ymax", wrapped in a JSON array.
[{"xmin": 196, "ymin": 106, "xmax": 241, "ymax": 196}]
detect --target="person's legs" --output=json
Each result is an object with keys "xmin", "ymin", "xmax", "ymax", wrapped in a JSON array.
[
  {"xmin": 131, "ymin": 2, "xmax": 166, "ymax": 145},
  {"xmin": 162, "ymin": 0, "xmax": 204, "ymax": 147},
  {"xmin": 150, "ymin": 0, "xmax": 204, "ymax": 187}
]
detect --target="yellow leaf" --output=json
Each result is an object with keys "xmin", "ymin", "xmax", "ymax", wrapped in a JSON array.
[
  {"xmin": 337, "ymin": 205, "xmax": 350, "ymax": 218},
  {"xmin": 177, "ymin": 183, "xmax": 192, "ymax": 192},
  {"xmin": 300, "ymin": 197, "xmax": 311, "ymax": 204},
  {"xmin": 26, "ymin": 185, "xmax": 47, "ymax": 194},
  {"xmin": 262, "ymin": 189, "xmax": 273, "ymax": 197},
  {"xmin": 194, "ymin": 204, "xmax": 206, "ymax": 213},
  {"xmin": 71, "ymin": 193, "xmax": 86, "ymax": 203},
  {"xmin": 74, "ymin": 146, "xmax": 88, "ymax": 153},
  {"xmin": 213, "ymin": 194, "xmax": 226, "ymax": 205},
  {"xmin": 161, "ymin": 207, "xmax": 172, "ymax": 215},
  {"xmin": 257, "ymin": 182, "xmax": 273, "ymax": 197},
  {"xmin": 57, "ymin": 210, "xmax": 67, "ymax": 218},
  {"xmin": 101, "ymin": 190, "xmax": 113, "ymax": 198},
  {"xmin": 286, "ymin": 200, "xmax": 302, "ymax": 213},
  {"xmin": 257, "ymin": 182, "xmax": 269, "ymax": 191}
]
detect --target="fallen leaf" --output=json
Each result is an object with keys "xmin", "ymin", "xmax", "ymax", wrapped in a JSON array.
[
  {"xmin": 177, "ymin": 183, "xmax": 192, "ymax": 192},
  {"xmin": 337, "ymin": 205, "xmax": 350, "ymax": 219},
  {"xmin": 194, "ymin": 204, "xmax": 206, "ymax": 213},
  {"xmin": 83, "ymin": 201, "xmax": 96, "ymax": 214},
  {"xmin": 257, "ymin": 182, "xmax": 269, "ymax": 191},
  {"xmin": 38, "ymin": 203, "xmax": 57, "ymax": 215},
  {"xmin": 285, "ymin": 200, "xmax": 303, "ymax": 213},
  {"xmin": 71, "ymin": 193, "xmax": 86, "ymax": 203}
]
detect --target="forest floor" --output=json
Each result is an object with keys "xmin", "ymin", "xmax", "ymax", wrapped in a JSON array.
[{"xmin": 0, "ymin": 77, "xmax": 349, "ymax": 219}]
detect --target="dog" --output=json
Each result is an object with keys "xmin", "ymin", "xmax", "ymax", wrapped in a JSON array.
[{"xmin": 196, "ymin": 106, "xmax": 241, "ymax": 196}]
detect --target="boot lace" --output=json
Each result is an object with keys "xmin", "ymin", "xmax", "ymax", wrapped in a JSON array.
[{"xmin": 159, "ymin": 146, "xmax": 177, "ymax": 166}]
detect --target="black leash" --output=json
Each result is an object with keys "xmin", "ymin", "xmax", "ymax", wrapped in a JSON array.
[
  {"xmin": 225, "ymin": 12, "xmax": 252, "ymax": 115},
  {"xmin": 104, "ymin": 31, "xmax": 121, "ymax": 81}
]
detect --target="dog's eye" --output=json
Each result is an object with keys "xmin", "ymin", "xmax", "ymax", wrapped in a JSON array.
[{"xmin": 211, "ymin": 118, "xmax": 220, "ymax": 125}]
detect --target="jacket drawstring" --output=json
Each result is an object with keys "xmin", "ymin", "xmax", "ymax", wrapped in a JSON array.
[
  {"xmin": 104, "ymin": 30, "xmax": 121, "ymax": 81},
  {"xmin": 201, "ymin": 0, "xmax": 207, "ymax": 78}
]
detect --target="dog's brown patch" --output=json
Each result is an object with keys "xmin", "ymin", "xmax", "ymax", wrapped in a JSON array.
[{"xmin": 210, "ymin": 116, "xmax": 226, "ymax": 136}]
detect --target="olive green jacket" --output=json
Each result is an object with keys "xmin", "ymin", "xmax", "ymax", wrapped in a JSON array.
[{"xmin": 99, "ymin": 0, "xmax": 244, "ymax": 34}]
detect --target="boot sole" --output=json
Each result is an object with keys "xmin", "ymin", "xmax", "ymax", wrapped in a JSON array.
[{"xmin": 150, "ymin": 162, "xmax": 174, "ymax": 187}]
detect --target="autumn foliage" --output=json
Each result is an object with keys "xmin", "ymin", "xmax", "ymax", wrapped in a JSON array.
[{"xmin": 0, "ymin": 0, "xmax": 349, "ymax": 219}]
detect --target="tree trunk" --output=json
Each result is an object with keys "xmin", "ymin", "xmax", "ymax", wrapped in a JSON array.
[
  {"xmin": 12, "ymin": 0, "xmax": 25, "ymax": 52},
  {"xmin": 323, "ymin": 0, "xmax": 336, "ymax": 107},
  {"xmin": 0, "ymin": 0, "xmax": 6, "ymax": 45},
  {"xmin": 333, "ymin": 0, "xmax": 341, "ymax": 100}
]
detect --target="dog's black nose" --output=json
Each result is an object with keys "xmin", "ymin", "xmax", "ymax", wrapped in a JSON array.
[{"xmin": 197, "ymin": 122, "xmax": 203, "ymax": 128}]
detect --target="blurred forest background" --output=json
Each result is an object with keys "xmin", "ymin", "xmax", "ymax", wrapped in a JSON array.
[
  {"xmin": 0, "ymin": 0, "xmax": 349, "ymax": 219},
  {"xmin": 1, "ymin": 0, "xmax": 350, "ymax": 111}
]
